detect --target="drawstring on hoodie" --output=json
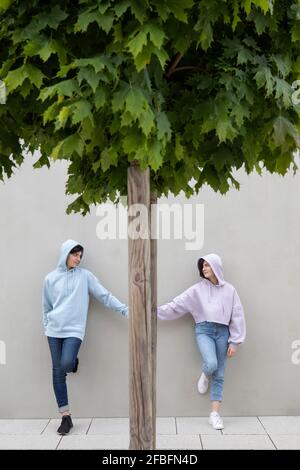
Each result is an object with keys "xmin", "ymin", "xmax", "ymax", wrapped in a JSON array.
[{"xmin": 208, "ymin": 283, "xmax": 211, "ymax": 303}]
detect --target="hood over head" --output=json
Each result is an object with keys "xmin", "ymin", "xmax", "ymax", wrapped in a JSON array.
[
  {"xmin": 57, "ymin": 239, "xmax": 83, "ymax": 271},
  {"xmin": 198, "ymin": 253, "xmax": 225, "ymax": 287}
]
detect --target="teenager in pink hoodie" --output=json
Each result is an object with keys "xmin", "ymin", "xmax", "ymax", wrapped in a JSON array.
[{"xmin": 158, "ymin": 253, "xmax": 246, "ymax": 430}]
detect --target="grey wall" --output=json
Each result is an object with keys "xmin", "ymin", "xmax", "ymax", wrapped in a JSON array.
[{"xmin": 0, "ymin": 152, "xmax": 300, "ymax": 418}]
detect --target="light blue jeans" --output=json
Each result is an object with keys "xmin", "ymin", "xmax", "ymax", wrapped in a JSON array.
[{"xmin": 195, "ymin": 321, "xmax": 229, "ymax": 402}]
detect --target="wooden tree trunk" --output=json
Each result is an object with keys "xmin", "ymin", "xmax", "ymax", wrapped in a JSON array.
[
  {"xmin": 150, "ymin": 192, "xmax": 157, "ymax": 449},
  {"xmin": 128, "ymin": 163, "xmax": 156, "ymax": 449}
]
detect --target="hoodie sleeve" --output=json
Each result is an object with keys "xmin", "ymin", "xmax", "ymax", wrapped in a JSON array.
[
  {"xmin": 42, "ymin": 278, "xmax": 52, "ymax": 330},
  {"xmin": 228, "ymin": 289, "xmax": 246, "ymax": 347},
  {"xmin": 158, "ymin": 287, "xmax": 194, "ymax": 320},
  {"xmin": 87, "ymin": 271, "xmax": 128, "ymax": 318}
]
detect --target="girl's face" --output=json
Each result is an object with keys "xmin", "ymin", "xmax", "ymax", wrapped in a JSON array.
[
  {"xmin": 67, "ymin": 251, "xmax": 82, "ymax": 269},
  {"xmin": 202, "ymin": 261, "xmax": 214, "ymax": 279}
]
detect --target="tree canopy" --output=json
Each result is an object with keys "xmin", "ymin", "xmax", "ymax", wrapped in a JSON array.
[{"xmin": 0, "ymin": 0, "xmax": 299, "ymax": 214}]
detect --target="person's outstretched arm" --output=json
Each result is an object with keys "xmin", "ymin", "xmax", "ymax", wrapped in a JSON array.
[
  {"xmin": 87, "ymin": 271, "xmax": 128, "ymax": 318},
  {"xmin": 42, "ymin": 278, "xmax": 52, "ymax": 330},
  {"xmin": 158, "ymin": 287, "xmax": 193, "ymax": 320},
  {"xmin": 228, "ymin": 289, "xmax": 246, "ymax": 352}
]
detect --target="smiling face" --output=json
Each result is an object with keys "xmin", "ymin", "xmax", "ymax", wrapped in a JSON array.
[{"xmin": 66, "ymin": 251, "xmax": 82, "ymax": 269}]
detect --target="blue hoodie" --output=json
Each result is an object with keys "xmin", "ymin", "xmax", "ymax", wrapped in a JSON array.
[{"xmin": 42, "ymin": 240, "xmax": 128, "ymax": 340}]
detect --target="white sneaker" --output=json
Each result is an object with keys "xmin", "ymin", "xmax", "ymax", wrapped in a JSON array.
[
  {"xmin": 197, "ymin": 372, "xmax": 209, "ymax": 394},
  {"xmin": 209, "ymin": 412, "xmax": 224, "ymax": 430}
]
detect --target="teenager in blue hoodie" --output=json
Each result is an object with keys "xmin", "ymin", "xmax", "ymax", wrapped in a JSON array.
[{"xmin": 43, "ymin": 239, "xmax": 128, "ymax": 435}]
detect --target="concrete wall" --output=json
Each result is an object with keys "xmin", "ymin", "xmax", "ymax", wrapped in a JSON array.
[{"xmin": 0, "ymin": 153, "xmax": 300, "ymax": 418}]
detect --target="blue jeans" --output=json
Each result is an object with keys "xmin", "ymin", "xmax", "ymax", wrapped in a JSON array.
[
  {"xmin": 195, "ymin": 321, "xmax": 229, "ymax": 402},
  {"xmin": 47, "ymin": 336, "xmax": 82, "ymax": 412}
]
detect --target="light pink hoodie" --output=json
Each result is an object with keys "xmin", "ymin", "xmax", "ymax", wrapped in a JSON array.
[{"xmin": 158, "ymin": 253, "xmax": 246, "ymax": 347}]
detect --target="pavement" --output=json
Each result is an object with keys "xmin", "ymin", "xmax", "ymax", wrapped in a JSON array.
[{"xmin": 0, "ymin": 416, "xmax": 300, "ymax": 449}]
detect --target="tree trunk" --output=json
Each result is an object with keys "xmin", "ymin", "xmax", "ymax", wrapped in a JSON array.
[
  {"xmin": 128, "ymin": 163, "xmax": 155, "ymax": 449},
  {"xmin": 150, "ymin": 192, "xmax": 157, "ymax": 449}
]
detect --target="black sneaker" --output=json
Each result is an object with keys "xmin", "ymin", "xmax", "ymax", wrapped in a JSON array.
[
  {"xmin": 57, "ymin": 415, "xmax": 73, "ymax": 435},
  {"xmin": 73, "ymin": 357, "xmax": 79, "ymax": 373}
]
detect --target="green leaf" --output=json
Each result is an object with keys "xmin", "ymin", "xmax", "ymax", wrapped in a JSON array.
[
  {"xmin": 130, "ymin": 0, "xmax": 147, "ymax": 23},
  {"xmin": 97, "ymin": 11, "xmax": 114, "ymax": 33},
  {"xmin": 197, "ymin": 20, "xmax": 213, "ymax": 51},
  {"xmin": 232, "ymin": 0, "xmax": 241, "ymax": 31},
  {"xmin": 127, "ymin": 31, "xmax": 148, "ymax": 57},
  {"xmin": 237, "ymin": 47, "xmax": 253, "ymax": 65},
  {"xmin": 254, "ymin": 66, "xmax": 273, "ymax": 96},
  {"xmin": 275, "ymin": 152, "xmax": 294, "ymax": 175},
  {"xmin": 5, "ymin": 66, "xmax": 28, "ymax": 92},
  {"xmin": 153, "ymin": 47, "xmax": 169, "ymax": 69},
  {"xmin": 56, "ymin": 63, "xmax": 77, "ymax": 78},
  {"xmin": 77, "ymin": 67, "xmax": 100, "ymax": 93},
  {"xmin": 5, "ymin": 64, "xmax": 45, "ymax": 92},
  {"xmin": 231, "ymin": 102, "xmax": 250, "ymax": 127},
  {"xmin": 24, "ymin": 36, "xmax": 67, "ymax": 64},
  {"xmin": 156, "ymin": 112, "xmax": 172, "ymax": 143},
  {"xmin": 101, "ymin": 147, "xmax": 118, "ymax": 171},
  {"xmin": 125, "ymin": 87, "xmax": 148, "ymax": 118},
  {"xmin": 26, "ymin": 65, "xmax": 46, "ymax": 88},
  {"xmin": 19, "ymin": 79, "xmax": 31, "ymax": 98},
  {"xmin": 42, "ymin": 102, "xmax": 60, "ymax": 125},
  {"xmin": 121, "ymin": 111, "xmax": 135, "ymax": 127},
  {"xmin": 94, "ymin": 86, "xmax": 107, "ymax": 110},
  {"xmin": 216, "ymin": 119, "xmax": 237, "ymax": 143},
  {"xmin": 57, "ymin": 106, "xmax": 72, "ymax": 128},
  {"xmin": 272, "ymin": 116, "xmax": 300, "ymax": 148},
  {"xmin": 98, "ymin": 1, "xmax": 110, "ymax": 15},
  {"xmin": 175, "ymin": 135, "xmax": 184, "ymax": 160},
  {"xmin": 39, "ymin": 79, "xmax": 80, "ymax": 101},
  {"xmin": 52, "ymin": 134, "xmax": 84, "ymax": 159},
  {"xmin": 292, "ymin": 23, "xmax": 300, "ymax": 43},
  {"xmin": 138, "ymin": 108, "xmax": 155, "ymax": 136},
  {"xmin": 253, "ymin": 12, "xmax": 268, "ymax": 35},
  {"xmin": 122, "ymin": 131, "xmax": 146, "ymax": 155},
  {"xmin": 169, "ymin": 0, "xmax": 194, "ymax": 23},
  {"xmin": 75, "ymin": 7, "xmax": 114, "ymax": 33},
  {"xmin": 134, "ymin": 44, "xmax": 153, "ymax": 71},
  {"xmin": 42, "ymin": 5, "xmax": 68, "ymax": 29},
  {"xmin": 114, "ymin": 1, "xmax": 130, "ymax": 17},
  {"xmin": 243, "ymin": 0, "xmax": 272, "ymax": 15},
  {"xmin": 256, "ymin": 0, "xmax": 272, "ymax": 14},
  {"xmin": 112, "ymin": 82, "xmax": 130, "ymax": 112},
  {"xmin": 0, "ymin": 0, "xmax": 14, "ymax": 11},
  {"xmin": 148, "ymin": 139, "xmax": 163, "ymax": 171},
  {"xmin": 274, "ymin": 78, "xmax": 292, "ymax": 108},
  {"xmin": 272, "ymin": 55, "xmax": 291, "ymax": 78},
  {"xmin": 71, "ymin": 100, "xmax": 93, "ymax": 125},
  {"xmin": 76, "ymin": 56, "xmax": 114, "ymax": 75},
  {"xmin": 75, "ymin": 7, "xmax": 98, "ymax": 32},
  {"xmin": 145, "ymin": 23, "xmax": 166, "ymax": 49}
]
